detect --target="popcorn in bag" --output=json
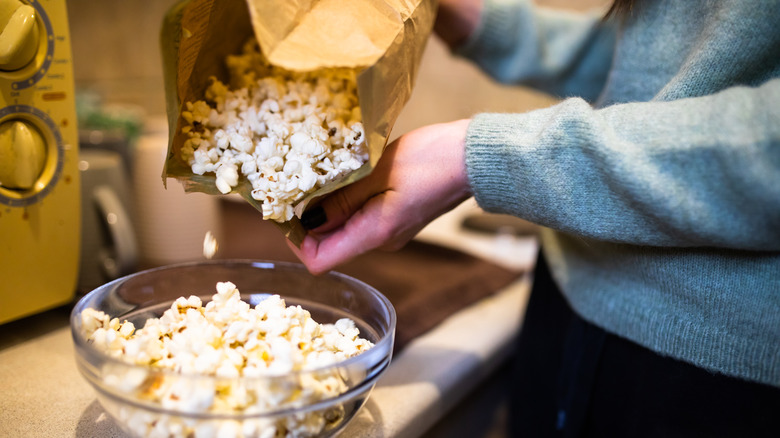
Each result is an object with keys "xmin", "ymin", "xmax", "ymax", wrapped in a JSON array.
[{"xmin": 161, "ymin": 0, "xmax": 436, "ymax": 245}]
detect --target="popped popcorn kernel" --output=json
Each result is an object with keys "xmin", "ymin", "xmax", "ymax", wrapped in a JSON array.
[{"xmin": 180, "ymin": 37, "xmax": 368, "ymax": 222}]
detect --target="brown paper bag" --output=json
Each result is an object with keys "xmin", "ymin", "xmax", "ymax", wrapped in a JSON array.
[{"xmin": 161, "ymin": 0, "xmax": 436, "ymax": 245}]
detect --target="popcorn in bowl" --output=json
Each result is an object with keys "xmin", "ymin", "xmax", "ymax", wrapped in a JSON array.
[
  {"xmin": 80, "ymin": 280, "xmax": 374, "ymax": 437},
  {"xmin": 179, "ymin": 38, "xmax": 369, "ymax": 222}
]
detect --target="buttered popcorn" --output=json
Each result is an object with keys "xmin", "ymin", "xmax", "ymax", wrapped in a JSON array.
[
  {"xmin": 81, "ymin": 281, "xmax": 373, "ymax": 437},
  {"xmin": 179, "ymin": 38, "xmax": 368, "ymax": 222}
]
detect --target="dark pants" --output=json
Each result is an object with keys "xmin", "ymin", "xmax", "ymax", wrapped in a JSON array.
[{"xmin": 508, "ymin": 254, "xmax": 780, "ymax": 437}]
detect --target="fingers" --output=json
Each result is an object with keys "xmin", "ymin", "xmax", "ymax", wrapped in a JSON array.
[
  {"xmin": 300, "ymin": 170, "xmax": 385, "ymax": 233},
  {"xmin": 292, "ymin": 192, "xmax": 402, "ymax": 274},
  {"xmin": 434, "ymin": 0, "xmax": 484, "ymax": 49}
]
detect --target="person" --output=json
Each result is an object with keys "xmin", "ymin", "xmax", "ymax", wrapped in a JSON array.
[{"xmin": 289, "ymin": 0, "xmax": 780, "ymax": 435}]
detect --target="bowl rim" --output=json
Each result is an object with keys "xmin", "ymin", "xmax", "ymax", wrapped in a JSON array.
[{"xmin": 70, "ymin": 259, "xmax": 397, "ymax": 380}]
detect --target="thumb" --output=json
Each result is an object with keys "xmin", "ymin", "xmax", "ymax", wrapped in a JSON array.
[{"xmin": 299, "ymin": 175, "xmax": 382, "ymax": 232}]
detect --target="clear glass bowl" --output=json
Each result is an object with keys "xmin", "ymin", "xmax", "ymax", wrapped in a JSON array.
[{"xmin": 70, "ymin": 260, "xmax": 396, "ymax": 437}]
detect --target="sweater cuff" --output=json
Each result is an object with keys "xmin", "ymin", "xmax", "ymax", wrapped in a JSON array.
[
  {"xmin": 465, "ymin": 112, "xmax": 536, "ymax": 216},
  {"xmin": 465, "ymin": 100, "xmax": 593, "ymax": 224}
]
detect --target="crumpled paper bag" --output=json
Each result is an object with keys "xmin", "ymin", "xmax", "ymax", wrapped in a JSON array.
[{"xmin": 161, "ymin": 0, "xmax": 436, "ymax": 245}]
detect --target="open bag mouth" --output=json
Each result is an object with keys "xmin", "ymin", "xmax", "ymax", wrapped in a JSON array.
[{"xmin": 160, "ymin": 0, "xmax": 436, "ymax": 245}]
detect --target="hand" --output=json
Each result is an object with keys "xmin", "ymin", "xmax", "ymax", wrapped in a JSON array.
[
  {"xmin": 288, "ymin": 119, "xmax": 473, "ymax": 274},
  {"xmin": 434, "ymin": 0, "xmax": 484, "ymax": 50}
]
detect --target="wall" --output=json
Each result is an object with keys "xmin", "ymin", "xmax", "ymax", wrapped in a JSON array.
[{"xmin": 66, "ymin": 0, "xmax": 178, "ymax": 118}]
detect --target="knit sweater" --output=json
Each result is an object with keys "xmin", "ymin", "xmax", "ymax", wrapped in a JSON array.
[{"xmin": 459, "ymin": 0, "xmax": 780, "ymax": 387}]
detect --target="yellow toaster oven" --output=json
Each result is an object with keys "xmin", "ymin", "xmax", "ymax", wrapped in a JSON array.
[{"xmin": 0, "ymin": 0, "xmax": 79, "ymax": 324}]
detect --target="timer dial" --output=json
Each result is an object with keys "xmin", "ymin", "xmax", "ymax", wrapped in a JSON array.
[
  {"xmin": 0, "ymin": 118, "xmax": 46, "ymax": 189},
  {"xmin": 0, "ymin": 0, "xmax": 39, "ymax": 71}
]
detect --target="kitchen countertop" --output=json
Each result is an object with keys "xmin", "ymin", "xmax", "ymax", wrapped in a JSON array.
[{"xmin": 0, "ymin": 200, "xmax": 536, "ymax": 437}]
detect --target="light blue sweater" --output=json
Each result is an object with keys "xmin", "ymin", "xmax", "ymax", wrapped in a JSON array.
[{"xmin": 459, "ymin": 0, "xmax": 780, "ymax": 387}]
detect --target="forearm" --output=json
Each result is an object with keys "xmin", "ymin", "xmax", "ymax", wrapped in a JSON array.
[
  {"xmin": 466, "ymin": 78, "xmax": 780, "ymax": 250},
  {"xmin": 456, "ymin": 0, "xmax": 616, "ymax": 101}
]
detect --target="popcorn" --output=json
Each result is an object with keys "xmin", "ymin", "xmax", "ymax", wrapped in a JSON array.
[
  {"xmin": 203, "ymin": 231, "xmax": 218, "ymax": 259},
  {"xmin": 180, "ymin": 38, "xmax": 369, "ymax": 222},
  {"xmin": 81, "ymin": 281, "xmax": 373, "ymax": 437}
]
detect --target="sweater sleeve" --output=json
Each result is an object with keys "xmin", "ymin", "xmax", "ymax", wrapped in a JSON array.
[
  {"xmin": 465, "ymin": 78, "xmax": 780, "ymax": 250},
  {"xmin": 457, "ymin": 0, "xmax": 617, "ymax": 101}
]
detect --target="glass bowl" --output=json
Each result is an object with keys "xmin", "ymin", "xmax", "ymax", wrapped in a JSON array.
[{"xmin": 70, "ymin": 260, "xmax": 396, "ymax": 437}]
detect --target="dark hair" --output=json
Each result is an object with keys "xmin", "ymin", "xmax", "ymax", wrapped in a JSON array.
[{"xmin": 604, "ymin": 0, "xmax": 638, "ymax": 19}]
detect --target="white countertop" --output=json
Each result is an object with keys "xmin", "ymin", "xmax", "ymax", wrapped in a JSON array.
[{"xmin": 0, "ymin": 200, "xmax": 536, "ymax": 437}]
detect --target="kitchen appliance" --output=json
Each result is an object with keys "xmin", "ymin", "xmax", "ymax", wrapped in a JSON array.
[
  {"xmin": 77, "ymin": 148, "xmax": 137, "ymax": 294},
  {"xmin": 0, "ymin": 0, "xmax": 79, "ymax": 324}
]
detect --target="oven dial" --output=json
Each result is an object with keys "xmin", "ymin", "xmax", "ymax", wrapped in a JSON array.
[
  {"xmin": 0, "ymin": 0, "xmax": 39, "ymax": 71},
  {"xmin": 0, "ymin": 119, "xmax": 45, "ymax": 189},
  {"xmin": 0, "ymin": 105, "xmax": 63, "ymax": 206}
]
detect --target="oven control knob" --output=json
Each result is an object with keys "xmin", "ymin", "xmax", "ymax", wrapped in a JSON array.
[
  {"xmin": 0, "ymin": 119, "xmax": 46, "ymax": 190},
  {"xmin": 0, "ymin": 0, "xmax": 39, "ymax": 71}
]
